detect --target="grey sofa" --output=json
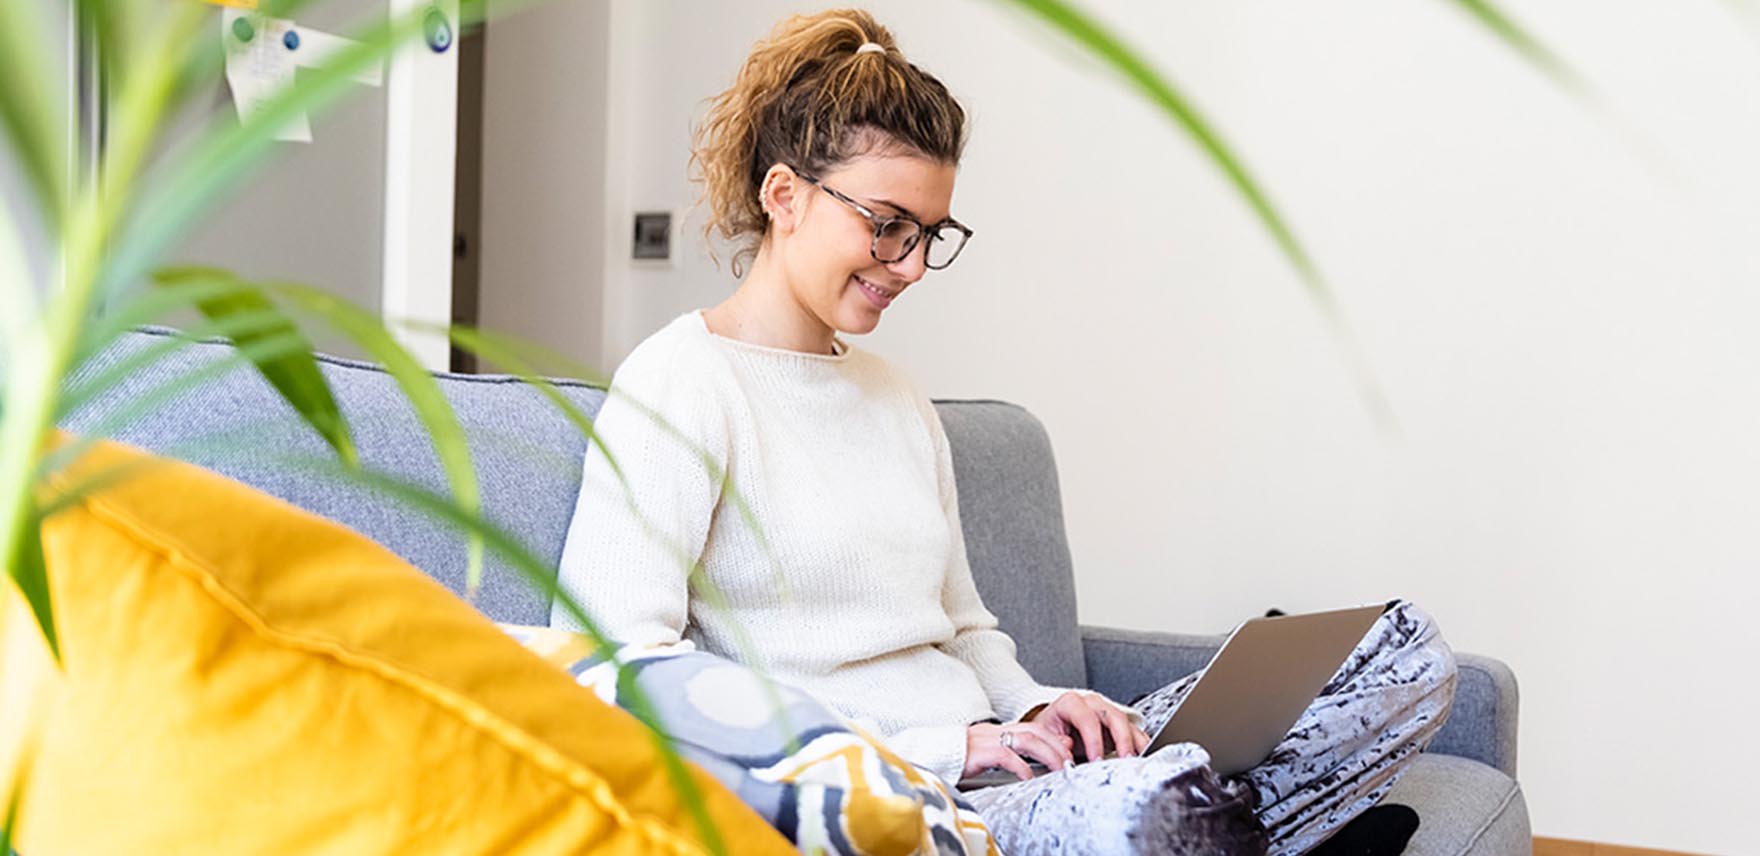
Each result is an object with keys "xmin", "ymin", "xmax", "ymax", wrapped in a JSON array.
[{"xmin": 64, "ymin": 327, "xmax": 1532, "ymax": 855}]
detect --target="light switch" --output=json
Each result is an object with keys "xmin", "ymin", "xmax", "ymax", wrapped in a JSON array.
[{"xmin": 633, "ymin": 211, "xmax": 672, "ymax": 261}]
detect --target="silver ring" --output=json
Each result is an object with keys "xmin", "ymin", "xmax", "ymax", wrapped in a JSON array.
[{"xmin": 999, "ymin": 731, "xmax": 1016, "ymax": 751}]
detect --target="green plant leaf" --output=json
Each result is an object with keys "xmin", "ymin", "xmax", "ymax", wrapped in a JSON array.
[
  {"xmin": 39, "ymin": 330, "xmax": 314, "ymax": 486},
  {"xmin": 2, "ymin": 748, "xmax": 25, "ymax": 856},
  {"xmin": 147, "ymin": 2, "xmax": 327, "ymax": 142},
  {"xmin": 73, "ymin": 0, "xmax": 158, "ymax": 106},
  {"xmin": 0, "ymin": 167, "xmax": 39, "ymax": 346},
  {"xmin": 422, "ymin": 327, "xmax": 791, "ymax": 599},
  {"xmin": 211, "ymin": 444, "xmax": 723, "ymax": 856},
  {"xmin": 32, "ymin": 412, "xmax": 732, "ymax": 852},
  {"xmin": 148, "ymin": 267, "xmax": 356, "ymax": 466},
  {"xmin": 994, "ymin": 0, "xmax": 1324, "ymax": 293},
  {"xmin": 992, "ymin": 0, "xmax": 1395, "ymax": 428},
  {"xmin": 61, "ymin": 302, "xmax": 307, "ymax": 420},
  {"xmin": 428, "ymin": 325, "xmax": 800, "ymax": 744},
  {"xmin": 73, "ymin": 273, "xmax": 261, "ymax": 366},
  {"xmin": 0, "ymin": 6, "xmax": 215, "ymax": 620},
  {"xmin": 97, "ymin": 0, "xmax": 482, "ymax": 306},
  {"xmin": 0, "ymin": 0, "xmax": 70, "ymax": 233},
  {"xmin": 265, "ymin": 284, "xmax": 485, "ymax": 598},
  {"xmin": 433, "ymin": 326, "xmax": 789, "ymax": 655},
  {"xmin": 83, "ymin": 0, "xmax": 212, "ymax": 268},
  {"xmin": 7, "ymin": 497, "xmax": 59, "ymax": 664},
  {"xmin": 1443, "ymin": 0, "xmax": 1591, "ymax": 96},
  {"xmin": 94, "ymin": 0, "xmax": 534, "ymax": 311},
  {"xmin": 76, "ymin": 0, "xmax": 124, "ymax": 87},
  {"xmin": 427, "ymin": 325, "xmax": 616, "ymax": 474},
  {"xmin": 35, "ymin": 452, "xmax": 161, "ymax": 521}
]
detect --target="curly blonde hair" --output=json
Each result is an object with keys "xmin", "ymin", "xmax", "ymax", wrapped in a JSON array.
[{"xmin": 690, "ymin": 9, "xmax": 967, "ymax": 276}]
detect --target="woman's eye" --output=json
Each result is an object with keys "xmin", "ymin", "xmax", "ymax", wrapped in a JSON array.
[{"xmin": 879, "ymin": 220, "xmax": 919, "ymax": 243}]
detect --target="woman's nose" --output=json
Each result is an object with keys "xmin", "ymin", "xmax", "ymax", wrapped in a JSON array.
[{"xmin": 886, "ymin": 240, "xmax": 930, "ymax": 284}]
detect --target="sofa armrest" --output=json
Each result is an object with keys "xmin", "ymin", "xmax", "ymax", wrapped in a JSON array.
[{"xmin": 1079, "ymin": 625, "xmax": 1520, "ymax": 779}]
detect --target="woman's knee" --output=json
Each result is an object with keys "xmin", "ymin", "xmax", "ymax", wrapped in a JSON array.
[{"xmin": 1377, "ymin": 600, "xmax": 1459, "ymax": 690}]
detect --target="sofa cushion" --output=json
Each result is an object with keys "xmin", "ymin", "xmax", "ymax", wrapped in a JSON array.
[
  {"xmin": 62, "ymin": 326, "xmax": 607, "ymax": 626},
  {"xmin": 1, "ymin": 437, "xmax": 791, "ymax": 854},
  {"xmin": 505, "ymin": 626, "xmax": 1000, "ymax": 856},
  {"xmin": 936, "ymin": 400, "xmax": 1087, "ymax": 689},
  {"xmin": 1382, "ymin": 754, "xmax": 1532, "ymax": 856}
]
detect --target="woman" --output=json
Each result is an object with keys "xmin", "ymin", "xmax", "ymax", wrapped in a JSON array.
[{"xmin": 554, "ymin": 10, "xmax": 1456, "ymax": 855}]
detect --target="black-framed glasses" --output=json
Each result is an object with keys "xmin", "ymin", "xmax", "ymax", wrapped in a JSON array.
[{"xmin": 794, "ymin": 168, "xmax": 973, "ymax": 270}]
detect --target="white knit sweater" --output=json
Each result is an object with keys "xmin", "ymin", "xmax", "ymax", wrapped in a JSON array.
[{"xmin": 553, "ymin": 310, "xmax": 1075, "ymax": 782}]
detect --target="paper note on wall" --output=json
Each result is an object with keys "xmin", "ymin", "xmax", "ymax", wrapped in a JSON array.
[{"xmin": 221, "ymin": 9, "xmax": 383, "ymax": 143}]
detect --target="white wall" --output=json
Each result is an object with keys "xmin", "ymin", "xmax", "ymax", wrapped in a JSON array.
[
  {"xmin": 164, "ymin": 1, "xmax": 394, "ymax": 360},
  {"xmin": 475, "ymin": 0, "xmax": 610, "ymax": 367},
  {"xmin": 592, "ymin": 1, "xmax": 1760, "ymax": 852}
]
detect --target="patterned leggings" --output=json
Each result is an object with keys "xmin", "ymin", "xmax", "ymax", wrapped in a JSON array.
[{"xmin": 962, "ymin": 600, "xmax": 1458, "ymax": 856}]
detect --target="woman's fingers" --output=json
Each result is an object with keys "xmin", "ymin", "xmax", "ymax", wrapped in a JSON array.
[
  {"xmin": 1002, "ymin": 694, "xmax": 1154, "ymax": 773},
  {"xmin": 1053, "ymin": 694, "xmax": 1107, "ymax": 763},
  {"xmin": 1090, "ymin": 701, "xmax": 1134, "ymax": 757},
  {"xmin": 1065, "ymin": 694, "xmax": 1150, "ymax": 760},
  {"xmin": 1018, "ymin": 720, "xmax": 1072, "ymax": 764},
  {"xmin": 985, "ymin": 744, "xmax": 1038, "ymax": 781},
  {"xmin": 1036, "ymin": 721, "xmax": 1076, "ymax": 764},
  {"xmin": 965, "ymin": 724, "xmax": 1041, "ymax": 781},
  {"xmin": 1013, "ymin": 725, "xmax": 1072, "ymax": 771}
]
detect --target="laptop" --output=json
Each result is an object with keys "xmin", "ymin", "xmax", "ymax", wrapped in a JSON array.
[{"xmin": 957, "ymin": 602, "xmax": 1387, "ymax": 790}]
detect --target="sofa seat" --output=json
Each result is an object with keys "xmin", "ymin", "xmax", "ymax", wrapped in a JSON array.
[{"xmin": 1387, "ymin": 754, "xmax": 1531, "ymax": 856}]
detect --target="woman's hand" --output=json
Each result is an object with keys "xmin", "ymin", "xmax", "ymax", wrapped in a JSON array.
[
  {"xmin": 963, "ymin": 721, "xmax": 1074, "ymax": 781},
  {"xmin": 1029, "ymin": 692, "xmax": 1151, "ymax": 764}
]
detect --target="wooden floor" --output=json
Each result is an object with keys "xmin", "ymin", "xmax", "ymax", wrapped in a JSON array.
[{"xmin": 1533, "ymin": 837, "xmax": 1710, "ymax": 856}]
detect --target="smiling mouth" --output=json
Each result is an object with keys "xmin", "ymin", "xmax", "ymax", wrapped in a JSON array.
[{"xmin": 854, "ymin": 275, "xmax": 898, "ymax": 300}]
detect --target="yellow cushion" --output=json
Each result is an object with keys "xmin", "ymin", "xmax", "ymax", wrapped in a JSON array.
[{"xmin": 0, "ymin": 437, "xmax": 793, "ymax": 855}]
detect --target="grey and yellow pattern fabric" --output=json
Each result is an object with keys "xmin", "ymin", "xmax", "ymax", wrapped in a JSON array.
[{"xmin": 504, "ymin": 625, "xmax": 999, "ymax": 856}]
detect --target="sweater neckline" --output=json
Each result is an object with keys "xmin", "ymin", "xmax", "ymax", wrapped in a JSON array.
[{"xmin": 692, "ymin": 309, "xmax": 852, "ymax": 361}]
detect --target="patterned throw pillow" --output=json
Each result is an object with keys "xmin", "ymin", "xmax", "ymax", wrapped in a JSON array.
[{"xmin": 504, "ymin": 625, "xmax": 999, "ymax": 856}]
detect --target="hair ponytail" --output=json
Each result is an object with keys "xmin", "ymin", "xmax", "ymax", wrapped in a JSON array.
[{"xmin": 690, "ymin": 9, "xmax": 966, "ymax": 275}]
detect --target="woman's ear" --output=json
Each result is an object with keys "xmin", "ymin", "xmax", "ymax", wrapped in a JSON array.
[{"xmin": 759, "ymin": 163, "xmax": 802, "ymax": 234}]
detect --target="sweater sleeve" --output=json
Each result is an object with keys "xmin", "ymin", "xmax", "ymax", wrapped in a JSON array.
[
  {"xmin": 921, "ymin": 402, "xmax": 1073, "ymax": 722},
  {"xmin": 867, "ymin": 722, "xmax": 972, "ymax": 786},
  {"xmin": 551, "ymin": 341, "xmax": 729, "ymax": 648}
]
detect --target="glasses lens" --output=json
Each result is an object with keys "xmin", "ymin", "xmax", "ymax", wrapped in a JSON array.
[
  {"xmin": 924, "ymin": 226, "xmax": 969, "ymax": 269},
  {"xmin": 873, "ymin": 220, "xmax": 921, "ymax": 263}
]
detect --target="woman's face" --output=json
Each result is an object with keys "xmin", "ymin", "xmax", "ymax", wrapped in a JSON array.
[{"xmin": 775, "ymin": 150, "xmax": 958, "ymax": 336}]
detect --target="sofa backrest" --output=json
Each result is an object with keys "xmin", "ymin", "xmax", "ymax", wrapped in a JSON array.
[{"xmin": 61, "ymin": 328, "xmax": 1087, "ymax": 688}]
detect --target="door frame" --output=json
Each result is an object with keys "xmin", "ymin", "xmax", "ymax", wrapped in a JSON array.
[{"xmin": 380, "ymin": 0, "xmax": 458, "ymax": 371}]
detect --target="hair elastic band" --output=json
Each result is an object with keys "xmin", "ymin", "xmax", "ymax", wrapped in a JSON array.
[{"xmin": 855, "ymin": 42, "xmax": 886, "ymax": 55}]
